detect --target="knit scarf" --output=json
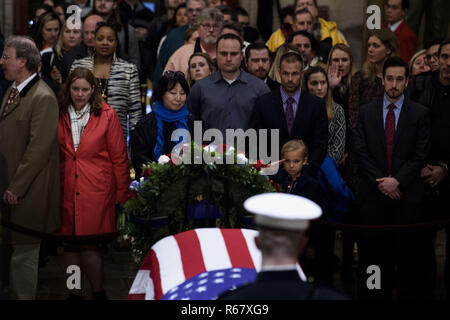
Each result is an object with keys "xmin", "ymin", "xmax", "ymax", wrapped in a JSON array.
[{"xmin": 153, "ymin": 101, "xmax": 189, "ymax": 161}]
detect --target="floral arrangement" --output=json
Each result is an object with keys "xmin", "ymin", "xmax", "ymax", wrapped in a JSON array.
[{"xmin": 118, "ymin": 142, "xmax": 280, "ymax": 263}]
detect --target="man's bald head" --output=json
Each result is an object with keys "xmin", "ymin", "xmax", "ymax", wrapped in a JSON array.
[{"xmin": 83, "ymin": 15, "xmax": 104, "ymax": 48}]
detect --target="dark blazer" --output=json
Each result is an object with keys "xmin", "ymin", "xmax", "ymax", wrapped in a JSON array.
[
  {"xmin": 353, "ymin": 97, "xmax": 430, "ymax": 202},
  {"xmin": 249, "ymin": 89, "xmax": 329, "ymax": 177},
  {"xmin": 218, "ymin": 270, "xmax": 348, "ymax": 300},
  {"xmin": 266, "ymin": 76, "xmax": 280, "ymax": 91}
]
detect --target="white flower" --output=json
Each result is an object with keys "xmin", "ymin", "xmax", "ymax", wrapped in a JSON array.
[
  {"xmin": 237, "ymin": 153, "xmax": 248, "ymax": 164},
  {"xmin": 203, "ymin": 145, "xmax": 217, "ymax": 153},
  {"xmin": 140, "ymin": 177, "xmax": 145, "ymax": 184},
  {"xmin": 158, "ymin": 155, "xmax": 171, "ymax": 164}
]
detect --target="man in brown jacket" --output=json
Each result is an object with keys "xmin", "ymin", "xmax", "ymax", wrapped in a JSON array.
[{"xmin": 0, "ymin": 36, "xmax": 60, "ymax": 300}]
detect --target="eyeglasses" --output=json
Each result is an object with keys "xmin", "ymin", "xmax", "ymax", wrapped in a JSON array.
[
  {"xmin": 426, "ymin": 53, "xmax": 438, "ymax": 61},
  {"xmin": 201, "ymin": 23, "xmax": 220, "ymax": 30},
  {"xmin": 163, "ymin": 70, "xmax": 186, "ymax": 79},
  {"xmin": 1, "ymin": 54, "xmax": 13, "ymax": 61},
  {"xmin": 187, "ymin": 8, "xmax": 203, "ymax": 13}
]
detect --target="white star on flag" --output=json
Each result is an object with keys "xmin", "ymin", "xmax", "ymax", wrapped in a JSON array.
[
  {"xmin": 196, "ymin": 286, "xmax": 207, "ymax": 293},
  {"xmin": 199, "ymin": 273, "xmax": 208, "ymax": 278},
  {"xmin": 230, "ymin": 273, "xmax": 241, "ymax": 279},
  {"xmin": 198, "ymin": 279, "xmax": 208, "ymax": 285},
  {"xmin": 214, "ymin": 272, "xmax": 225, "ymax": 277},
  {"xmin": 169, "ymin": 293, "xmax": 178, "ymax": 300},
  {"xmin": 231, "ymin": 268, "xmax": 242, "ymax": 272},
  {"xmin": 168, "ymin": 286, "xmax": 178, "ymax": 293},
  {"xmin": 184, "ymin": 282, "xmax": 193, "ymax": 289},
  {"xmin": 213, "ymin": 278, "xmax": 224, "ymax": 284}
]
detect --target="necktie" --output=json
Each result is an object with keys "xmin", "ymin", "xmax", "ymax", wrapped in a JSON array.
[
  {"xmin": 2, "ymin": 88, "xmax": 19, "ymax": 118},
  {"xmin": 385, "ymin": 104, "xmax": 396, "ymax": 175},
  {"xmin": 285, "ymin": 97, "xmax": 295, "ymax": 135}
]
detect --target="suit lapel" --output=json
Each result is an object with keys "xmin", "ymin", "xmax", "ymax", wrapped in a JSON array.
[
  {"xmin": 291, "ymin": 91, "xmax": 305, "ymax": 135},
  {"xmin": 0, "ymin": 76, "xmax": 41, "ymax": 119},
  {"xmin": 393, "ymin": 100, "xmax": 408, "ymax": 152},
  {"xmin": 375, "ymin": 100, "xmax": 386, "ymax": 155},
  {"xmin": 0, "ymin": 87, "xmax": 12, "ymax": 117},
  {"xmin": 274, "ymin": 90, "xmax": 289, "ymax": 136}
]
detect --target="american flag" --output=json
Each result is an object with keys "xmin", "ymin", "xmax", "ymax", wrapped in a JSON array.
[
  {"xmin": 127, "ymin": 228, "xmax": 307, "ymax": 300},
  {"xmin": 162, "ymin": 268, "xmax": 257, "ymax": 300}
]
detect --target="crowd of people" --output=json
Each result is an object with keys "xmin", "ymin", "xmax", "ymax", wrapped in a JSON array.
[{"xmin": 0, "ymin": 0, "xmax": 449, "ymax": 301}]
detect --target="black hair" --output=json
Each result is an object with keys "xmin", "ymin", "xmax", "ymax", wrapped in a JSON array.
[
  {"xmin": 218, "ymin": 6, "xmax": 238, "ymax": 22},
  {"xmin": 221, "ymin": 21, "xmax": 244, "ymax": 39},
  {"xmin": 280, "ymin": 5, "xmax": 295, "ymax": 24},
  {"xmin": 294, "ymin": 8, "xmax": 312, "ymax": 18},
  {"xmin": 153, "ymin": 72, "xmax": 190, "ymax": 103},
  {"xmin": 235, "ymin": 6, "xmax": 249, "ymax": 17},
  {"xmin": 243, "ymin": 26, "xmax": 261, "ymax": 43},
  {"xmin": 245, "ymin": 42, "xmax": 270, "ymax": 61},
  {"xmin": 288, "ymin": 30, "xmax": 317, "ymax": 53},
  {"xmin": 400, "ymin": 0, "xmax": 410, "ymax": 11},
  {"xmin": 216, "ymin": 33, "xmax": 243, "ymax": 50},
  {"xmin": 382, "ymin": 56, "xmax": 409, "ymax": 79},
  {"xmin": 438, "ymin": 39, "xmax": 450, "ymax": 57},
  {"xmin": 280, "ymin": 51, "xmax": 303, "ymax": 67}
]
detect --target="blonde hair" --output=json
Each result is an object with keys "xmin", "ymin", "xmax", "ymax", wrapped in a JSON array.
[
  {"xmin": 409, "ymin": 49, "xmax": 427, "ymax": 75},
  {"xmin": 362, "ymin": 29, "xmax": 399, "ymax": 81},
  {"xmin": 268, "ymin": 43, "xmax": 301, "ymax": 83},
  {"xmin": 281, "ymin": 139, "xmax": 308, "ymax": 159},
  {"xmin": 54, "ymin": 22, "xmax": 81, "ymax": 59},
  {"xmin": 326, "ymin": 43, "xmax": 356, "ymax": 91}
]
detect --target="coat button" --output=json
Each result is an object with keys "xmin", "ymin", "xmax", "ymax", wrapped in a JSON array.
[
  {"xmin": 73, "ymin": 156, "xmax": 76, "ymax": 161},
  {"xmin": 76, "ymin": 192, "xmax": 80, "ymax": 196},
  {"xmin": 75, "ymin": 174, "xmax": 78, "ymax": 179}
]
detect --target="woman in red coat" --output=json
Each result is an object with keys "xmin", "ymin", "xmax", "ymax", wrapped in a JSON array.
[{"xmin": 58, "ymin": 67, "xmax": 130, "ymax": 300}]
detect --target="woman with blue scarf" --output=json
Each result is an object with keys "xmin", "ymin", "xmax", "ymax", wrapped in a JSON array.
[{"xmin": 131, "ymin": 71, "xmax": 192, "ymax": 178}]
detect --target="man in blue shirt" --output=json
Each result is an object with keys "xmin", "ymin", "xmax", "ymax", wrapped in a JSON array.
[
  {"xmin": 188, "ymin": 33, "xmax": 269, "ymax": 137},
  {"xmin": 353, "ymin": 56, "xmax": 430, "ymax": 299}
]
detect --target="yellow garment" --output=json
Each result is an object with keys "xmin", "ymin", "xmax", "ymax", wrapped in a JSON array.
[
  {"xmin": 266, "ymin": 19, "xmax": 347, "ymax": 53},
  {"xmin": 266, "ymin": 28, "xmax": 286, "ymax": 53},
  {"xmin": 319, "ymin": 18, "xmax": 348, "ymax": 46}
]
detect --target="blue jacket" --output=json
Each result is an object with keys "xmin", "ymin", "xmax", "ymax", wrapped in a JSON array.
[{"xmin": 317, "ymin": 156, "xmax": 354, "ymax": 222}]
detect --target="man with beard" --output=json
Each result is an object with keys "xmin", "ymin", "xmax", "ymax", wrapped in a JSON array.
[
  {"xmin": 353, "ymin": 56, "xmax": 430, "ymax": 299},
  {"xmin": 188, "ymin": 33, "xmax": 269, "ymax": 136},
  {"xmin": 164, "ymin": 8, "xmax": 223, "ymax": 75},
  {"xmin": 248, "ymin": 51, "xmax": 328, "ymax": 177},
  {"xmin": 245, "ymin": 42, "xmax": 280, "ymax": 91}
]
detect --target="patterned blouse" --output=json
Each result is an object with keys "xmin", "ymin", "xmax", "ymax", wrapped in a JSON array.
[
  {"xmin": 71, "ymin": 54, "xmax": 142, "ymax": 141},
  {"xmin": 328, "ymin": 103, "xmax": 346, "ymax": 163}
]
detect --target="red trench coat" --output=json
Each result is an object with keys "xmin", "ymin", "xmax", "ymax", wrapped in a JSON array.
[{"xmin": 58, "ymin": 101, "xmax": 130, "ymax": 236}]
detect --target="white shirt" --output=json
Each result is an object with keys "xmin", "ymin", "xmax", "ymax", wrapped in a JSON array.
[
  {"xmin": 13, "ymin": 73, "xmax": 37, "ymax": 93},
  {"xmin": 389, "ymin": 19, "xmax": 404, "ymax": 32}
]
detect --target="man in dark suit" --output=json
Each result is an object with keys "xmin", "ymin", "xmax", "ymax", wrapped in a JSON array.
[
  {"xmin": 353, "ymin": 56, "xmax": 430, "ymax": 299},
  {"xmin": 219, "ymin": 193, "xmax": 348, "ymax": 300},
  {"xmin": 249, "ymin": 51, "xmax": 328, "ymax": 177},
  {"xmin": 244, "ymin": 42, "xmax": 280, "ymax": 91}
]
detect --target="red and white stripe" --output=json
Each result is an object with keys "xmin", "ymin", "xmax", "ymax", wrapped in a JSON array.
[{"xmin": 127, "ymin": 228, "xmax": 306, "ymax": 300}]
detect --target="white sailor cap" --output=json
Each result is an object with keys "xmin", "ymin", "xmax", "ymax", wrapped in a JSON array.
[{"xmin": 244, "ymin": 193, "xmax": 322, "ymax": 231}]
